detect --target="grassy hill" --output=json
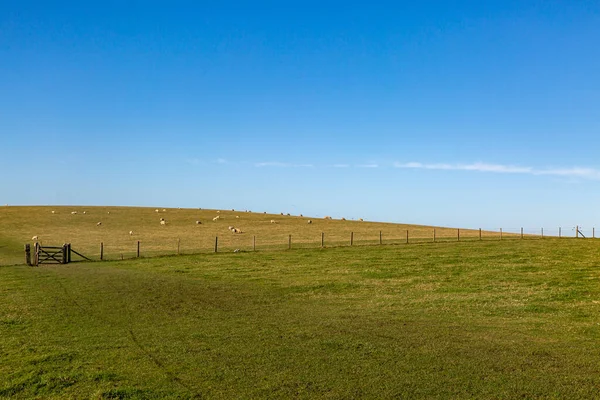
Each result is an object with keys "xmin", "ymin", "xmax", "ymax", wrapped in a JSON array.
[
  {"xmin": 2, "ymin": 240, "xmax": 600, "ymax": 398},
  {"xmin": 0, "ymin": 206, "xmax": 515, "ymax": 266}
]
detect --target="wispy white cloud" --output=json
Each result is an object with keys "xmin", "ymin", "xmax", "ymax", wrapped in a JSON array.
[
  {"xmin": 332, "ymin": 164, "xmax": 350, "ymax": 168},
  {"xmin": 394, "ymin": 161, "xmax": 600, "ymax": 180},
  {"xmin": 356, "ymin": 163, "xmax": 379, "ymax": 168},
  {"xmin": 255, "ymin": 162, "xmax": 314, "ymax": 168}
]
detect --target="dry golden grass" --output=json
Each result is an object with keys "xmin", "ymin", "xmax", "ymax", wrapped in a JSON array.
[{"xmin": 0, "ymin": 205, "xmax": 519, "ymax": 265}]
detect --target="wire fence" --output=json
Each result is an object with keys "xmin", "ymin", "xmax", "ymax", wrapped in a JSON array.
[{"xmin": 43, "ymin": 226, "xmax": 598, "ymax": 263}]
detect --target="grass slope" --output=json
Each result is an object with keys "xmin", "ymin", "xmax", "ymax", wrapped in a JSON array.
[
  {"xmin": 0, "ymin": 206, "xmax": 515, "ymax": 266},
  {"xmin": 2, "ymin": 239, "xmax": 600, "ymax": 398}
]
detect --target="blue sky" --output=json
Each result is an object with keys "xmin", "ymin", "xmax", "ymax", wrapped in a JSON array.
[{"xmin": 2, "ymin": 1, "xmax": 600, "ymax": 232}]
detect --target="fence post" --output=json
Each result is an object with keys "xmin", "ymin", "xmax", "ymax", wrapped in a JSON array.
[
  {"xmin": 34, "ymin": 242, "xmax": 39, "ymax": 266},
  {"xmin": 68, "ymin": 243, "xmax": 72, "ymax": 263},
  {"xmin": 406, "ymin": 230, "xmax": 409, "ymax": 244},
  {"xmin": 576, "ymin": 225, "xmax": 579, "ymax": 238},
  {"xmin": 351, "ymin": 232, "xmax": 353, "ymax": 246},
  {"xmin": 479, "ymin": 228, "xmax": 482, "ymax": 241},
  {"xmin": 457, "ymin": 229, "xmax": 460, "ymax": 242},
  {"xmin": 100, "ymin": 242, "xmax": 104, "ymax": 260},
  {"xmin": 321, "ymin": 232, "xmax": 324, "ymax": 248},
  {"xmin": 379, "ymin": 231, "xmax": 382, "ymax": 245},
  {"xmin": 62, "ymin": 244, "xmax": 67, "ymax": 264},
  {"xmin": 25, "ymin": 244, "xmax": 31, "ymax": 266},
  {"xmin": 433, "ymin": 228, "xmax": 436, "ymax": 243},
  {"xmin": 253, "ymin": 235, "xmax": 256, "ymax": 251},
  {"xmin": 559, "ymin": 227, "xmax": 561, "ymax": 238},
  {"xmin": 500, "ymin": 228, "xmax": 502, "ymax": 240},
  {"xmin": 288, "ymin": 234, "xmax": 292, "ymax": 250},
  {"xmin": 541, "ymin": 228, "xmax": 544, "ymax": 239},
  {"xmin": 137, "ymin": 241, "xmax": 140, "ymax": 257},
  {"xmin": 177, "ymin": 238, "xmax": 180, "ymax": 255},
  {"xmin": 521, "ymin": 228, "xmax": 523, "ymax": 239},
  {"xmin": 214, "ymin": 236, "xmax": 218, "ymax": 253}
]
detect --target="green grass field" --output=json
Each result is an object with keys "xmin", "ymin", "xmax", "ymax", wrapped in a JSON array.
[
  {"xmin": 0, "ymin": 206, "xmax": 518, "ymax": 267},
  {"xmin": 2, "ymin": 238, "xmax": 600, "ymax": 398}
]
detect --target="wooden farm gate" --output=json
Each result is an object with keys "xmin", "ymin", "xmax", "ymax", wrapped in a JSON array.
[{"xmin": 25, "ymin": 243, "xmax": 90, "ymax": 266}]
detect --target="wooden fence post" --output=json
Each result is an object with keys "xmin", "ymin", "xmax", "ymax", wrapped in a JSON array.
[
  {"xmin": 100, "ymin": 242, "xmax": 104, "ymax": 260},
  {"xmin": 406, "ymin": 230, "xmax": 409, "ymax": 244},
  {"xmin": 214, "ymin": 236, "xmax": 218, "ymax": 253},
  {"xmin": 62, "ymin": 244, "xmax": 67, "ymax": 264},
  {"xmin": 25, "ymin": 244, "xmax": 31, "ymax": 266},
  {"xmin": 559, "ymin": 227, "xmax": 561, "ymax": 238},
  {"xmin": 479, "ymin": 228, "xmax": 482, "ymax": 241},
  {"xmin": 253, "ymin": 235, "xmax": 256, "ymax": 251},
  {"xmin": 350, "ymin": 232, "xmax": 353, "ymax": 246},
  {"xmin": 177, "ymin": 238, "xmax": 180, "ymax": 255},
  {"xmin": 34, "ymin": 242, "xmax": 39, "ymax": 266},
  {"xmin": 500, "ymin": 228, "xmax": 502, "ymax": 240},
  {"xmin": 288, "ymin": 234, "xmax": 292, "ymax": 250},
  {"xmin": 576, "ymin": 225, "xmax": 579, "ymax": 238},
  {"xmin": 379, "ymin": 231, "xmax": 382, "ymax": 245},
  {"xmin": 137, "ymin": 241, "xmax": 140, "ymax": 257},
  {"xmin": 521, "ymin": 228, "xmax": 523, "ymax": 239},
  {"xmin": 457, "ymin": 229, "xmax": 460, "ymax": 242},
  {"xmin": 433, "ymin": 229, "xmax": 436, "ymax": 243}
]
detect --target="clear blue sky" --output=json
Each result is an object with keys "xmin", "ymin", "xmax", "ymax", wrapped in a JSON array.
[{"xmin": 2, "ymin": 1, "xmax": 600, "ymax": 232}]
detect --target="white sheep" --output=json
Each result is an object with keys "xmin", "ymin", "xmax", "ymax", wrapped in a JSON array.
[
  {"xmin": 129, "ymin": 231, "xmax": 134, "ymax": 236},
  {"xmin": 228, "ymin": 226, "xmax": 234, "ymax": 231},
  {"xmin": 359, "ymin": 218, "xmax": 364, "ymax": 222},
  {"xmin": 107, "ymin": 211, "xmax": 110, "ymax": 214},
  {"xmin": 217, "ymin": 210, "xmax": 220, "ymax": 213},
  {"xmin": 97, "ymin": 222, "xmax": 102, "ymax": 226},
  {"xmin": 51, "ymin": 211, "xmax": 55, "ymax": 214},
  {"xmin": 236, "ymin": 215, "xmax": 240, "ymax": 219},
  {"xmin": 160, "ymin": 220, "xmax": 166, "ymax": 226},
  {"xmin": 83, "ymin": 211, "xmax": 87, "ymax": 214},
  {"xmin": 323, "ymin": 216, "xmax": 332, "ymax": 220},
  {"xmin": 71, "ymin": 211, "xmax": 78, "ymax": 215},
  {"xmin": 270, "ymin": 220, "xmax": 276, "ymax": 223},
  {"xmin": 213, "ymin": 216, "xmax": 220, "ymax": 221},
  {"xmin": 162, "ymin": 209, "xmax": 166, "ymax": 212},
  {"xmin": 307, "ymin": 220, "xmax": 312, "ymax": 224},
  {"xmin": 232, "ymin": 228, "xmax": 242, "ymax": 234},
  {"xmin": 31, "ymin": 236, "xmax": 38, "ymax": 241},
  {"xmin": 155, "ymin": 209, "xmax": 159, "ymax": 213},
  {"xmin": 195, "ymin": 220, "xmax": 202, "ymax": 225}
]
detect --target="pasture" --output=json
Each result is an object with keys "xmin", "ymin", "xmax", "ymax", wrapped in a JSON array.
[
  {"xmin": 0, "ymin": 206, "xmax": 514, "ymax": 266},
  {"xmin": 2, "ymin": 239, "xmax": 600, "ymax": 398}
]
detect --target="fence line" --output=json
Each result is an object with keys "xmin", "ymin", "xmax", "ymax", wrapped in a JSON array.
[{"xmin": 24, "ymin": 227, "xmax": 595, "ymax": 264}]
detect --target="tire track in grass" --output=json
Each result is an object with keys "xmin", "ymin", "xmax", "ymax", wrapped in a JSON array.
[{"xmin": 54, "ymin": 274, "xmax": 202, "ymax": 398}]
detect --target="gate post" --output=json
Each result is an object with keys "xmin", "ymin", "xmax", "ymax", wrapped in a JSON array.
[
  {"xmin": 25, "ymin": 244, "xmax": 31, "ymax": 266},
  {"xmin": 62, "ymin": 244, "xmax": 67, "ymax": 264},
  {"xmin": 34, "ymin": 242, "xmax": 40, "ymax": 266}
]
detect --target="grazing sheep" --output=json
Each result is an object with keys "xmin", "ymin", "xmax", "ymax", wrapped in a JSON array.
[
  {"xmin": 51, "ymin": 211, "xmax": 55, "ymax": 214},
  {"xmin": 213, "ymin": 216, "xmax": 220, "ymax": 221},
  {"xmin": 162, "ymin": 209, "xmax": 166, "ymax": 212},
  {"xmin": 341, "ymin": 217, "xmax": 346, "ymax": 221},
  {"xmin": 107, "ymin": 211, "xmax": 110, "ymax": 214},
  {"xmin": 280, "ymin": 212, "xmax": 284, "ymax": 215},
  {"xmin": 196, "ymin": 220, "xmax": 202, "ymax": 225},
  {"xmin": 232, "ymin": 209, "xmax": 235, "ymax": 211},
  {"xmin": 236, "ymin": 215, "xmax": 239, "ymax": 219},
  {"xmin": 160, "ymin": 220, "xmax": 166, "ymax": 226},
  {"xmin": 155, "ymin": 209, "xmax": 159, "ymax": 212},
  {"xmin": 31, "ymin": 236, "xmax": 38, "ymax": 241},
  {"xmin": 71, "ymin": 211, "xmax": 78, "ymax": 215},
  {"xmin": 307, "ymin": 220, "xmax": 312, "ymax": 224},
  {"xmin": 228, "ymin": 226, "xmax": 234, "ymax": 231},
  {"xmin": 263, "ymin": 212, "xmax": 267, "ymax": 214},
  {"xmin": 300, "ymin": 214, "xmax": 303, "ymax": 217},
  {"xmin": 97, "ymin": 222, "xmax": 102, "ymax": 226},
  {"xmin": 270, "ymin": 220, "xmax": 276, "ymax": 223},
  {"xmin": 83, "ymin": 211, "xmax": 87, "ymax": 214},
  {"xmin": 217, "ymin": 210, "xmax": 221, "ymax": 213},
  {"xmin": 232, "ymin": 228, "xmax": 242, "ymax": 234},
  {"xmin": 129, "ymin": 231, "xmax": 134, "ymax": 236},
  {"xmin": 323, "ymin": 216, "xmax": 332, "ymax": 220},
  {"xmin": 359, "ymin": 218, "xmax": 364, "ymax": 222},
  {"xmin": 234, "ymin": 248, "xmax": 240, "ymax": 253}
]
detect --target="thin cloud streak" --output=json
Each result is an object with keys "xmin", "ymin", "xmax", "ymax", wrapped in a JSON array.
[
  {"xmin": 255, "ymin": 162, "xmax": 314, "ymax": 168},
  {"xmin": 394, "ymin": 162, "xmax": 600, "ymax": 180},
  {"xmin": 356, "ymin": 163, "xmax": 379, "ymax": 168}
]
